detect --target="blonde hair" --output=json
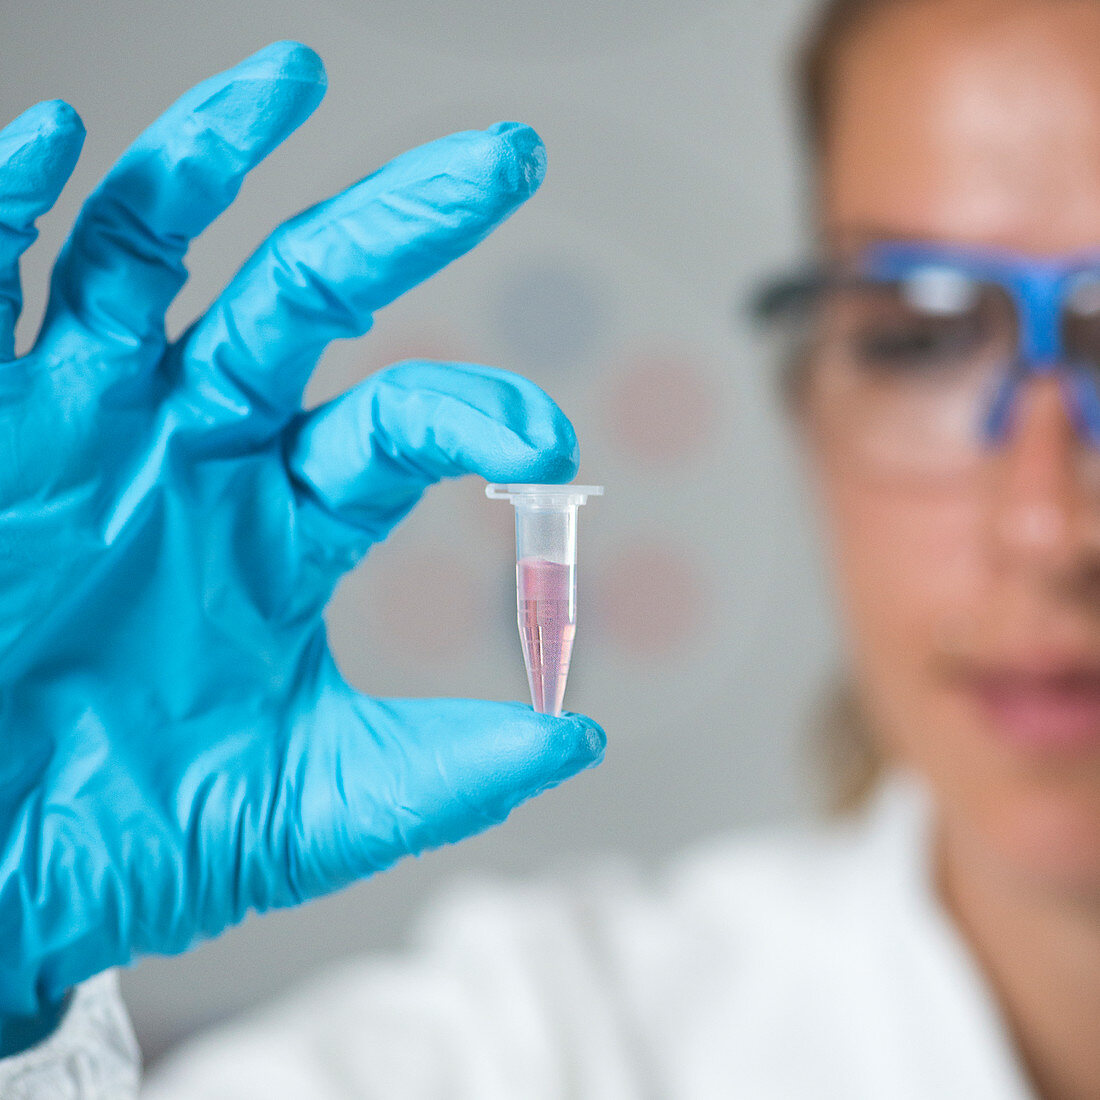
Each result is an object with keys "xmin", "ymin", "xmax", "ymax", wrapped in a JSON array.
[
  {"xmin": 793, "ymin": 0, "xmax": 915, "ymax": 811},
  {"xmin": 814, "ymin": 681, "xmax": 883, "ymax": 814},
  {"xmin": 798, "ymin": 0, "xmax": 918, "ymax": 155}
]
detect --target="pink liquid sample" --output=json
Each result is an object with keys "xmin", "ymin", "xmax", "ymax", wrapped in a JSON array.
[{"xmin": 517, "ymin": 556, "xmax": 576, "ymax": 717}]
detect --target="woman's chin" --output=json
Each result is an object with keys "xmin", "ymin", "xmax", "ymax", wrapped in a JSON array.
[
  {"xmin": 947, "ymin": 777, "xmax": 1100, "ymax": 903},
  {"xmin": 904, "ymin": 688, "xmax": 1100, "ymax": 899}
]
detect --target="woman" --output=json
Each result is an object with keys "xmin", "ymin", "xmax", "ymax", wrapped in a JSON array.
[{"xmin": 0, "ymin": 0, "xmax": 1096, "ymax": 1096}]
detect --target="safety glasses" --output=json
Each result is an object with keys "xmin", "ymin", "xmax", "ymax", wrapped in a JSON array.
[{"xmin": 754, "ymin": 240, "xmax": 1100, "ymax": 480}]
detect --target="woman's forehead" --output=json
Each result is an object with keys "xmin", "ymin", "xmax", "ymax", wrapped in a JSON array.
[
  {"xmin": 819, "ymin": 225, "xmax": 1100, "ymax": 260},
  {"xmin": 819, "ymin": 0, "xmax": 1100, "ymax": 253}
]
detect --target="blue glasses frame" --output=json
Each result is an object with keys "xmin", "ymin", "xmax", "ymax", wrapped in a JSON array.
[{"xmin": 754, "ymin": 239, "xmax": 1100, "ymax": 446}]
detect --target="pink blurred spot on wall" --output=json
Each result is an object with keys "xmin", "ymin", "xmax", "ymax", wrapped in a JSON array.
[
  {"xmin": 593, "ymin": 542, "xmax": 704, "ymax": 657},
  {"xmin": 604, "ymin": 349, "xmax": 722, "ymax": 463}
]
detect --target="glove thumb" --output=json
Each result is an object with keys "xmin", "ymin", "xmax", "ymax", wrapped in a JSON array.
[{"xmin": 271, "ymin": 690, "xmax": 606, "ymax": 906}]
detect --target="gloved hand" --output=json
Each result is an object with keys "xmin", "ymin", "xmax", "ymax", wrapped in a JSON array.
[{"xmin": 0, "ymin": 41, "xmax": 604, "ymax": 1056}]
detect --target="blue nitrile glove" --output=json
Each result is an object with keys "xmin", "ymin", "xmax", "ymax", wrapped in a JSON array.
[{"xmin": 0, "ymin": 41, "xmax": 605, "ymax": 1056}]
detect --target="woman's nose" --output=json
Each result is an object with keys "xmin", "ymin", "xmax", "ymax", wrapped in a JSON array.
[{"xmin": 989, "ymin": 373, "xmax": 1093, "ymax": 569}]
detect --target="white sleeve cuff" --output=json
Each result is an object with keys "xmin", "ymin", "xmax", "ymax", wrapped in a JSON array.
[{"xmin": 0, "ymin": 972, "xmax": 141, "ymax": 1098}]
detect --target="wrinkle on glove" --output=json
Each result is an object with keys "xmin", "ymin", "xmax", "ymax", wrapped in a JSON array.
[{"xmin": 0, "ymin": 41, "xmax": 604, "ymax": 1058}]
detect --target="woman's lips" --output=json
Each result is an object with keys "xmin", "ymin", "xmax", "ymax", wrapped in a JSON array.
[{"xmin": 968, "ymin": 667, "xmax": 1100, "ymax": 752}]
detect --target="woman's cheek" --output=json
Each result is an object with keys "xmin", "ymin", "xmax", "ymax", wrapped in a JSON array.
[{"xmin": 821, "ymin": 476, "xmax": 984, "ymax": 768}]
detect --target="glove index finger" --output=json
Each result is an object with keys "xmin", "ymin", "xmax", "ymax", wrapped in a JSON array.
[
  {"xmin": 288, "ymin": 360, "xmax": 579, "ymax": 549},
  {"xmin": 182, "ymin": 122, "xmax": 547, "ymax": 422}
]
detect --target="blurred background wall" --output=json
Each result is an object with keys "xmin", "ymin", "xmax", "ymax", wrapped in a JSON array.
[{"xmin": 3, "ymin": 0, "xmax": 838, "ymax": 1063}]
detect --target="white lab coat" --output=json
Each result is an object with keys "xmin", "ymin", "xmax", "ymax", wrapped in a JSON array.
[{"xmin": 143, "ymin": 774, "xmax": 1035, "ymax": 1099}]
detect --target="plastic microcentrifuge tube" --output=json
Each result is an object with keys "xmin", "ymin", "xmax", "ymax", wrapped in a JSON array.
[{"xmin": 486, "ymin": 483, "xmax": 603, "ymax": 717}]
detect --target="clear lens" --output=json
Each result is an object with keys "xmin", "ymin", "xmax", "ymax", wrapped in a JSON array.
[
  {"xmin": 1063, "ymin": 272, "xmax": 1100, "ymax": 397},
  {"xmin": 1060, "ymin": 273, "xmax": 1100, "ymax": 500},
  {"xmin": 1059, "ymin": 363, "xmax": 1100, "ymax": 499},
  {"xmin": 802, "ymin": 273, "xmax": 1018, "ymax": 477}
]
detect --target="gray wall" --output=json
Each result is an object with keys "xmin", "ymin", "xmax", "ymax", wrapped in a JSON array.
[{"xmin": 3, "ymin": 0, "xmax": 837, "ymax": 1062}]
